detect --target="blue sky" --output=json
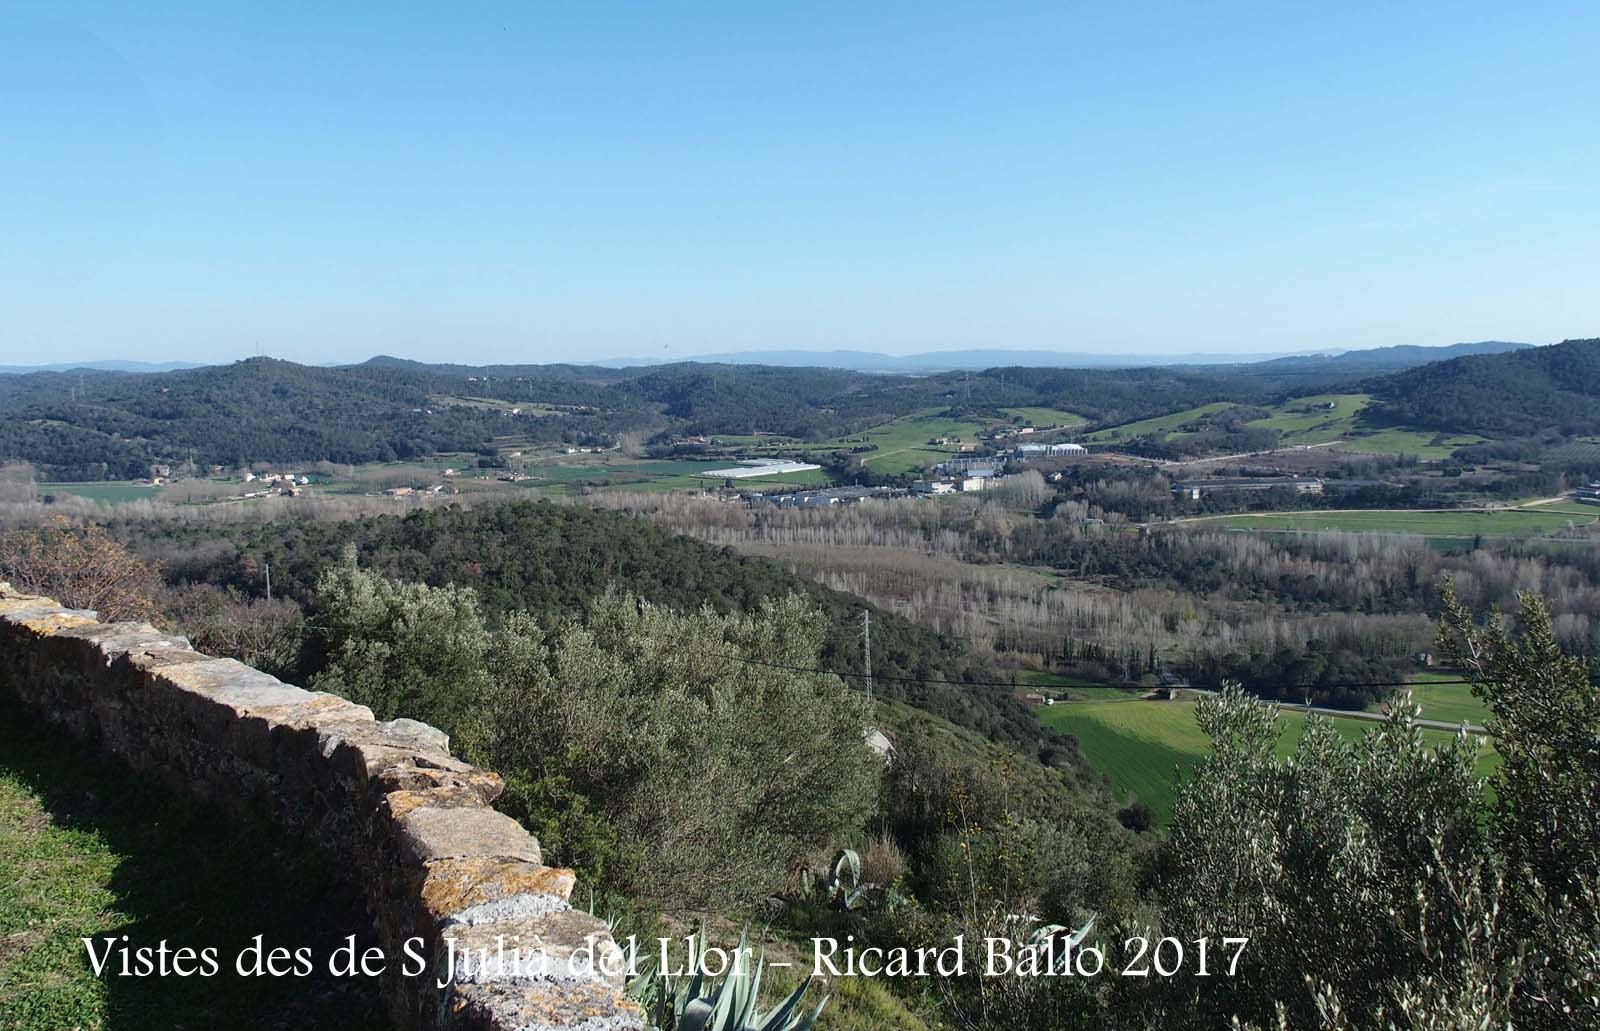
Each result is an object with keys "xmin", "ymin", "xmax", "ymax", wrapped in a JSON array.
[{"xmin": 2, "ymin": 2, "xmax": 1596, "ymax": 365}]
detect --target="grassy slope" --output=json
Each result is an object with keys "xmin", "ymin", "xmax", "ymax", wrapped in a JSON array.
[
  {"xmin": 1244, "ymin": 393, "xmax": 1370, "ymax": 443},
  {"xmin": 999, "ymin": 406, "xmax": 1088, "ymax": 428},
  {"xmin": 1038, "ymin": 697, "xmax": 1498, "ymax": 824},
  {"xmin": 0, "ymin": 699, "xmax": 383, "ymax": 1031},
  {"xmin": 1083, "ymin": 402, "xmax": 1236, "ymax": 442},
  {"xmin": 833, "ymin": 409, "xmax": 993, "ymax": 475},
  {"xmin": 1083, "ymin": 392, "xmax": 1482, "ymax": 457}
]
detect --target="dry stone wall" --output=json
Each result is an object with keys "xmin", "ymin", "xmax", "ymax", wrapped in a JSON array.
[{"xmin": 0, "ymin": 585, "xmax": 643, "ymax": 1031}]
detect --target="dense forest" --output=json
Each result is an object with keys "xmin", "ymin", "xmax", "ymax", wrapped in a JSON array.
[
  {"xmin": 1366, "ymin": 337, "xmax": 1600, "ymax": 436},
  {"xmin": 124, "ymin": 499, "xmax": 1095, "ymax": 778}
]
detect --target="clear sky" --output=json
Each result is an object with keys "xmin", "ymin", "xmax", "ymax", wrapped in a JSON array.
[{"xmin": 2, "ymin": 2, "xmax": 1596, "ymax": 365}]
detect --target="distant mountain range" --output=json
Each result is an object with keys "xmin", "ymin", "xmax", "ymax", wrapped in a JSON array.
[
  {"xmin": 0, "ymin": 342, "xmax": 1533, "ymax": 377},
  {"xmin": 594, "ymin": 341, "xmax": 1533, "ymax": 373},
  {"xmin": 0, "ymin": 360, "xmax": 203, "ymax": 375}
]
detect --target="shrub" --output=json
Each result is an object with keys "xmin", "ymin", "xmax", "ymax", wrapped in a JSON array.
[{"xmin": 0, "ymin": 519, "xmax": 161, "ymax": 622}]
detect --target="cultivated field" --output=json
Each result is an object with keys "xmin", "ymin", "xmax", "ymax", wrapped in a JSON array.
[
  {"xmin": 1083, "ymin": 402, "xmax": 1235, "ymax": 442},
  {"xmin": 998, "ymin": 406, "xmax": 1088, "ymax": 429},
  {"xmin": 1200, "ymin": 508, "xmax": 1597, "ymax": 539},
  {"xmin": 36, "ymin": 482, "xmax": 161, "ymax": 505},
  {"xmin": 829, "ymin": 409, "xmax": 992, "ymax": 475},
  {"xmin": 1245, "ymin": 393, "xmax": 1370, "ymax": 444},
  {"xmin": 1039, "ymin": 694, "xmax": 1498, "ymax": 823},
  {"xmin": 1369, "ymin": 673, "xmax": 1491, "ymax": 726},
  {"xmin": 1085, "ymin": 392, "xmax": 1484, "ymax": 458}
]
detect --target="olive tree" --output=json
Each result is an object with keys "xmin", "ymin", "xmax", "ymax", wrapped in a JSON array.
[{"xmin": 471, "ymin": 589, "xmax": 881, "ymax": 912}]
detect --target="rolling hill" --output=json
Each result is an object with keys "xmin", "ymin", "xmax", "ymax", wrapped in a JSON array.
[{"xmin": 1365, "ymin": 338, "xmax": 1600, "ymax": 436}]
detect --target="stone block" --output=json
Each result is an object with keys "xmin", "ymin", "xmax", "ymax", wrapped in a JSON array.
[
  {"xmin": 420, "ymin": 859, "xmax": 577, "ymax": 919},
  {"xmin": 448, "ymin": 978, "xmax": 645, "ymax": 1031},
  {"xmin": 397, "ymin": 806, "xmax": 542, "ymax": 866}
]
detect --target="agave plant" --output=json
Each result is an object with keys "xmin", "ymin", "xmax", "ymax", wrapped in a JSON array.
[
  {"xmin": 1028, "ymin": 914, "xmax": 1097, "ymax": 973},
  {"xmin": 824, "ymin": 848, "xmax": 871, "ymax": 911},
  {"xmin": 628, "ymin": 929, "xmax": 827, "ymax": 1031}
]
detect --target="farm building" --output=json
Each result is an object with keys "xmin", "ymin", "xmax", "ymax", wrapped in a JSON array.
[
  {"xmin": 1015, "ymin": 443, "xmax": 1086, "ymax": 458},
  {"xmin": 936, "ymin": 457, "xmax": 999, "ymax": 476},
  {"xmin": 699, "ymin": 459, "xmax": 823, "ymax": 479}
]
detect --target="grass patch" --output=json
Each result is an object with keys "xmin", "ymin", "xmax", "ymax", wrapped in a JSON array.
[
  {"xmin": 998, "ymin": 407, "xmax": 1087, "ymax": 429},
  {"xmin": 1200, "ymin": 508, "xmax": 1597, "ymax": 539},
  {"xmin": 1039, "ymin": 697, "xmax": 1497, "ymax": 824},
  {"xmin": 1523, "ymin": 500, "xmax": 1600, "ymax": 517},
  {"xmin": 1084, "ymin": 403, "xmax": 1236, "ymax": 443},
  {"xmin": 826, "ymin": 410, "xmax": 992, "ymax": 475},
  {"xmin": 0, "ymin": 698, "xmax": 384, "ymax": 1031},
  {"xmin": 1245, "ymin": 393, "xmax": 1371, "ymax": 444},
  {"xmin": 1370, "ymin": 673, "xmax": 1490, "ymax": 726},
  {"xmin": 36, "ymin": 483, "xmax": 160, "ymax": 505},
  {"xmin": 1334, "ymin": 428, "xmax": 1484, "ymax": 458}
]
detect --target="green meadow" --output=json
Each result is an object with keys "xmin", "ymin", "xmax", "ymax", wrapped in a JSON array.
[
  {"xmin": 827, "ymin": 409, "xmax": 993, "ymax": 475},
  {"xmin": 998, "ymin": 406, "xmax": 1088, "ymax": 429},
  {"xmin": 1084, "ymin": 402, "xmax": 1237, "ymax": 442},
  {"xmin": 1368, "ymin": 673, "xmax": 1490, "ymax": 726},
  {"xmin": 1202, "ymin": 508, "xmax": 1596, "ymax": 539},
  {"xmin": 37, "ymin": 482, "xmax": 161, "ymax": 505},
  {"xmin": 1245, "ymin": 393, "xmax": 1371, "ymax": 444},
  {"xmin": 1039, "ymin": 696, "xmax": 1497, "ymax": 824}
]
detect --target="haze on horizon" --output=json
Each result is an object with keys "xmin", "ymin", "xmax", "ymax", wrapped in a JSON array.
[{"xmin": 2, "ymin": 2, "xmax": 1596, "ymax": 367}]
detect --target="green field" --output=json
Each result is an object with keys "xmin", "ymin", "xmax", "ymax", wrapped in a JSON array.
[
  {"xmin": 1523, "ymin": 500, "xmax": 1600, "ymax": 517},
  {"xmin": 999, "ymin": 406, "xmax": 1087, "ymax": 429},
  {"xmin": 1334, "ymin": 428, "xmax": 1485, "ymax": 458},
  {"xmin": 1082, "ymin": 393, "xmax": 1482, "ymax": 458},
  {"xmin": 1369, "ymin": 673, "xmax": 1489, "ymax": 726},
  {"xmin": 829, "ymin": 409, "xmax": 992, "ymax": 475},
  {"xmin": 1084, "ymin": 402, "xmax": 1236, "ymax": 442},
  {"xmin": 1040, "ymin": 697, "xmax": 1497, "ymax": 823},
  {"xmin": 37, "ymin": 482, "xmax": 161, "ymax": 505},
  {"xmin": 1245, "ymin": 393, "xmax": 1371, "ymax": 444},
  {"xmin": 1203, "ymin": 508, "xmax": 1597, "ymax": 539},
  {"xmin": 1245, "ymin": 394, "xmax": 1481, "ymax": 456}
]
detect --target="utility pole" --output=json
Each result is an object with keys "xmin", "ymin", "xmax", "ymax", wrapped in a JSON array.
[
  {"xmin": 264, "ymin": 562, "xmax": 272, "ymax": 604},
  {"xmin": 862, "ymin": 610, "xmax": 872, "ymax": 697}
]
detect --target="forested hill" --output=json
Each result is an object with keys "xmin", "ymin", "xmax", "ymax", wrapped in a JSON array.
[
  {"xmin": 0, "ymin": 358, "xmax": 646, "ymax": 479},
  {"xmin": 141, "ymin": 500, "xmax": 1087, "ymax": 776},
  {"xmin": 0, "ymin": 341, "xmax": 1570, "ymax": 477},
  {"xmin": 1246, "ymin": 340, "xmax": 1530, "ymax": 375},
  {"xmin": 1364, "ymin": 338, "xmax": 1600, "ymax": 436}
]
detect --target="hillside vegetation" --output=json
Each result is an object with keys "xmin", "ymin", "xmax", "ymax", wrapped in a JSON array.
[
  {"xmin": 1367, "ymin": 337, "xmax": 1600, "ymax": 436},
  {"xmin": 0, "ymin": 343, "xmax": 1536, "ymax": 479}
]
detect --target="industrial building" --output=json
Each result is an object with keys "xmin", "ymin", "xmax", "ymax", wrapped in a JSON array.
[{"xmin": 1014, "ymin": 442, "xmax": 1086, "ymax": 458}]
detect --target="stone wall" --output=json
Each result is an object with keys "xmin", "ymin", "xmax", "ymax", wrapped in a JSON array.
[{"xmin": 0, "ymin": 585, "xmax": 643, "ymax": 1031}]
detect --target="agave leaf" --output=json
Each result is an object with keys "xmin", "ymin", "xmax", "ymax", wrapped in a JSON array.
[
  {"xmin": 793, "ymin": 996, "xmax": 829, "ymax": 1031},
  {"xmin": 756, "ymin": 976, "xmax": 816, "ymax": 1031},
  {"xmin": 679, "ymin": 997, "xmax": 715, "ymax": 1031}
]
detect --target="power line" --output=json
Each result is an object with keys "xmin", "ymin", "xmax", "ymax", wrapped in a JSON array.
[
  {"xmin": 697, "ymin": 649, "xmax": 1486, "ymax": 693},
  {"xmin": 295, "ymin": 621, "xmax": 1595, "ymax": 696}
]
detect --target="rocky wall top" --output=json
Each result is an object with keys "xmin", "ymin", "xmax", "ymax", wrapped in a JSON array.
[{"xmin": 0, "ymin": 584, "xmax": 643, "ymax": 1031}]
